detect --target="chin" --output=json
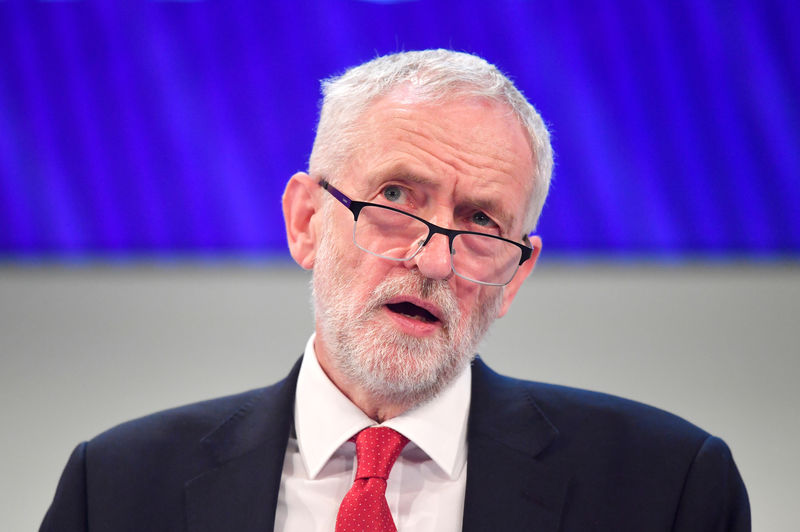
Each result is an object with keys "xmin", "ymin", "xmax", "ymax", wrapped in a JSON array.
[{"xmin": 331, "ymin": 323, "xmax": 472, "ymax": 408}]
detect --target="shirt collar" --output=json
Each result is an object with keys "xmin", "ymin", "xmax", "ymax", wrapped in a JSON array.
[{"xmin": 294, "ymin": 333, "xmax": 471, "ymax": 481}]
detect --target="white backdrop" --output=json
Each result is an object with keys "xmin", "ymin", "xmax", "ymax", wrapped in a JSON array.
[{"xmin": 1, "ymin": 263, "xmax": 797, "ymax": 531}]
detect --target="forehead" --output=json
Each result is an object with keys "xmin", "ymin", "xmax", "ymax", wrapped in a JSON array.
[{"xmin": 344, "ymin": 91, "xmax": 535, "ymax": 229}]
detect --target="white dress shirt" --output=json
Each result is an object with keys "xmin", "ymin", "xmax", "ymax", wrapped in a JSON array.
[{"xmin": 274, "ymin": 334, "xmax": 470, "ymax": 531}]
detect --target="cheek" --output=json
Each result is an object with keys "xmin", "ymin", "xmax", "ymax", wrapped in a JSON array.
[
  {"xmin": 345, "ymin": 250, "xmax": 398, "ymax": 298},
  {"xmin": 462, "ymin": 284, "xmax": 503, "ymax": 321},
  {"xmin": 323, "ymin": 216, "xmax": 362, "ymax": 269},
  {"xmin": 453, "ymin": 281, "xmax": 485, "ymax": 315}
]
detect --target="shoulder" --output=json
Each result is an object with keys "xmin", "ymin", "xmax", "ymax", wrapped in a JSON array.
[
  {"xmin": 90, "ymin": 358, "xmax": 302, "ymax": 453},
  {"xmin": 530, "ymin": 378, "xmax": 709, "ymax": 445},
  {"xmin": 78, "ymin": 387, "xmax": 271, "ymax": 487},
  {"xmin": 470, "ymin": 358, "xmax": 750, "ymax": 529},
  {"xmin": 85, "ymin": 358, "xmax": 301, "ymax": 472},
  {"xmin": 90, "ymin": 387, "xmax": 270, "ymax": 451},
  {"xmin": 41, "ymin": 364, "xmax": 303, "ymax": 531},
  {"xmin": 471, "ymin": 357, "xmax": 711, "ymax": 456}
]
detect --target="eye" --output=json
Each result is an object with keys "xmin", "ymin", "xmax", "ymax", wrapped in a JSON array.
[
  {"xmin": 471, "ymin": 211, "xmax": 495, "ymax": 227},
  {"xmin": 381, "ymin": 185, "xmax": 406, "ymax": 203}
]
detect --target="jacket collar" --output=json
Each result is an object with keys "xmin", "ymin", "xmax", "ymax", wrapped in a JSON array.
[
  {"xmin": 462, "ymin": 356, "xmax": 568, "ymax": 532},
  {"xmin": 184, "ymin": 358, "xmax": 301, "ymax": 532},
  {"xmin": 182, "ymin": 356, "xmax": 568, "ymax": 531}
]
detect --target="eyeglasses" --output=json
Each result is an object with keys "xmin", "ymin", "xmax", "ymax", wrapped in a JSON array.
[{"xmin": 319, "ymin": 179, "xmax": 534, "ymax": 286}]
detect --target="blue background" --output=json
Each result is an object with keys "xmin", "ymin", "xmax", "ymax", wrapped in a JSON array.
[{"xmin": 1, "ymin": 0, "xmax": 798, "ymax": 261}]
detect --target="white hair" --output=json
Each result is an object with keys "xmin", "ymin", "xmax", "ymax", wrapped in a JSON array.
[{"xmin": 308, "ymin": 49, "xmax": 554, "ymax": 230}]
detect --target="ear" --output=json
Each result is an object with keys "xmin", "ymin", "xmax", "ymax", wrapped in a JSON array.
[
  {"xmin": 282, "ymin": 172, "xmax": 321, "ymax": 270},
  {"xmin": 497, "ymin": 235, "xmax": 541, "ymax": 318}
]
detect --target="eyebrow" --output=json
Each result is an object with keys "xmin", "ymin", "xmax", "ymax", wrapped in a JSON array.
[
  {"xmin": 364, "ymin": 166, "xmax": 520, "ymax": 237},
  {"xmin": 364, "ymin": 168, "xmax": 440, "ymax": 191}
]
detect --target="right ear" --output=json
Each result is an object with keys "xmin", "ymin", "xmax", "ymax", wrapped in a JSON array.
[{"xmin": 282, "ymin": 172, "xmax": 321, "ymax": 270}]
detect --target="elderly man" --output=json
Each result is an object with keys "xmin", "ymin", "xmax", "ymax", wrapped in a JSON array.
[{"xmin": 41, "ymin": 50, "xmax": 749, "ymax": 531}]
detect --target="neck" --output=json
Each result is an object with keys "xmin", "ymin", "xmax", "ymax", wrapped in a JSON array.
[
  {"xmin": 313, "ymin": 337, "xmax": 412, "ymax": 423},
  {"xmin": 340, "ymin": 386, "xmax": 410, "ymax": 423}
]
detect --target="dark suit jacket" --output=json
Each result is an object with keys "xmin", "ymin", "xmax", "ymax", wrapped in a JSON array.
[{"xmin": 41, "ymin": 357, "xmax": 749, "ymax": 531}]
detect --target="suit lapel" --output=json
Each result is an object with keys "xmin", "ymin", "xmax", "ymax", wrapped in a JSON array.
[
  {"xmin": 182, "ymin": 356, "xmax": 568, "ymax": 531},
  {"xmin": 184, "ymin": 358, "xmax": 301, "ymax": 532},
  {"xmin": 462, "ymin": 358, "xmax": 569, "ymax": 532}
]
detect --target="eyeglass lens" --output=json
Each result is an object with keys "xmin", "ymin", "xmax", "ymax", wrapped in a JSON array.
[{"xmin": 353, "ymin": 205, "xmax": 521, "ymax": 285}]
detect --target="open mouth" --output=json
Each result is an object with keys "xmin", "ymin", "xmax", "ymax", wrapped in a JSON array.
[{"xmin": 385, "ymin": 302, "xmax": 440, "ymax": 323}]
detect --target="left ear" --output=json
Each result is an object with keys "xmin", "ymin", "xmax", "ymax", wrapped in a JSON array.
[{"xmin": 497, "ymin": 235, "xmax": 541, "ymax": 317}]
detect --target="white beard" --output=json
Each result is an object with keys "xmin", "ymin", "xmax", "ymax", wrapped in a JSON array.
[{"xmin": 311, "ymin": 224, "xmax": 503, "ymax": 409}]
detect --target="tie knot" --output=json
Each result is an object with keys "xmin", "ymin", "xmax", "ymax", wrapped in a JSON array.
[{"xmin": 353, "ymin": 427, "xmax": 409, "ymax": 481}]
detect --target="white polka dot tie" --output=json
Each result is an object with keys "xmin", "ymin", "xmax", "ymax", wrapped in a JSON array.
[{"xmin": 335, "ymin": 426, "xmax": 409, "ymax": 532}]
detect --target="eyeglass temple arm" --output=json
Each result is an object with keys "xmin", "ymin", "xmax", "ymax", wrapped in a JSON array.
[{"xmin": 318, "ymin": 179, "xmax": 352, "ymax": 208}]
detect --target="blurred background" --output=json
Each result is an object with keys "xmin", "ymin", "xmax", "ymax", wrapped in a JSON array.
[{"xmin": 1, "ymin": 0, "xmax": 797, "ymax": 530}]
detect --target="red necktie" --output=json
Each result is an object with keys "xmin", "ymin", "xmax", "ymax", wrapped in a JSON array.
[{"xmin": 335, "ymin": 427, "xmax": 410, "ymax": 532}]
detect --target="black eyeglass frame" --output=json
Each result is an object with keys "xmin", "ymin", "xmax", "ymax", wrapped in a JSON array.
[{"xmin": 319, "ymin": 179, "xmax": 534, "ymax": 286}]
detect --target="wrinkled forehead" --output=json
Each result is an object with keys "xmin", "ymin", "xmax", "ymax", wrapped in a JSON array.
[{"xmin": 340, "ymin": 91, "xmax": 536, "ymax": 229}]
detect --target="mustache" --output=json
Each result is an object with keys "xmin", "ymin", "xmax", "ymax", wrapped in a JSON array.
[{"xmin": 363, "ymin": 273, "xmax": 459, "ymax": 327}]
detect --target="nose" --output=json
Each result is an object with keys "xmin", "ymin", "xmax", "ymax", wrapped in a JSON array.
[{"xmin": 408, "ymin": 232, "xmax": 454, "ymax": 281}]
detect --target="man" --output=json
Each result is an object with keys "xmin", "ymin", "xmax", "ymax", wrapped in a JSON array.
[{"xmin": 41, "ymin": 50, "xmax": 749, "ymax": 531}]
